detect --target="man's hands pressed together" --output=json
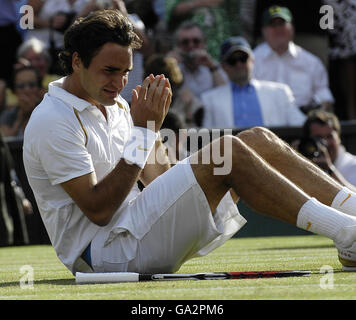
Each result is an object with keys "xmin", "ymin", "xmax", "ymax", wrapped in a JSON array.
[{"xmin": 131, "ymin": 74, "xmax": 172, "ymax": 132}]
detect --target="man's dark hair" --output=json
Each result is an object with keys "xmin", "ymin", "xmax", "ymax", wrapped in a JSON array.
[
  {"xmin": 58, "ymin": 9, "xmax": 142, "ymax": 75},
  {"xmin": 302, "ymin": 110, "xmax": 341, "ymax": 137}
]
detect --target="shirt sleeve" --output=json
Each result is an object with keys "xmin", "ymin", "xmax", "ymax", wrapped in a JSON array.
[{"xmin": 37, "ymin": 116, "xmax": 94, "ymax": 185}]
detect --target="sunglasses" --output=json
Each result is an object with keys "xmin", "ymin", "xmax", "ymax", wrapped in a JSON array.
[
  {"xmin": 225, "ymin": 54, "xmax": 249, "ymax": 66},
  {"xmin": 179, "ymin": 37, "xmax": 202, "ymax": 47},
  {"xmin": 15, "ymin": 82, "xmax": 38, "ymax": 89}
]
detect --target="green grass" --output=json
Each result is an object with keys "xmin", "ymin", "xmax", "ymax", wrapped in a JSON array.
[{"xmin": 0, "ymin": 235, "xmax": 355, "ymax": 300}]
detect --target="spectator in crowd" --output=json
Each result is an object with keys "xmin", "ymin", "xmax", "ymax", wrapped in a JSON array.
[
  {"xmin": 253, "ymin": 5, "xmax": 334, "ymax": 114},
  {"xmin": 0, "ymin": 66, "xmax": 42, "ymax": 138},
  {"xmin": 0, "ymin": 0, "xmax": 23, "ymax": 86},
  {"xmin": 202, "ymin": 36, "xmax": 305, "ymax": 129},
  {"xmin": 3, "ymin": 38, "xmax": 61, "ymax": 109},
  {"xmin": 323, "ymin": 0, "xmax": 356, "ymax": 120},
  {"xmin": 165, "ymin": 0, "xmax": 233, "ymax": 60},
  {"xmin": 300, "ymin": 110, "xmax": 356, "ymax": 190},
  {"xmin": 144, "ymin": 54, "xmax": 203, "ymax": 127},
  {"xmin": 168, "ymin": 21, "xmax": 226, "ymax": 101},
  {"xmin": 17, "ymin": 38, "xmax": 61, "ymax": 91}
]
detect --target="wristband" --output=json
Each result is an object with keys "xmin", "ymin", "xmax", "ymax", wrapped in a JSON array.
[{"xmin": 122, "ymin": 126, "xmax": 158, "ymax": 168}]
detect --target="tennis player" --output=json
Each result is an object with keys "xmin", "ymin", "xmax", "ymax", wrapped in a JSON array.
[{"xmin": 23, "ymin": 10, "xmax": 356, "ymax": 275}]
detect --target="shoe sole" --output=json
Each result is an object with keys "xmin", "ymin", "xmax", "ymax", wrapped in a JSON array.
[{"xmin": 339, "ymin": 256, "xmax": 356, "ymax": 272}]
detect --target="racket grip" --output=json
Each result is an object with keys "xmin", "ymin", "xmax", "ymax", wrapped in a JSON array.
[{"xmin": 75, "ymin": 272, "xmax": 139, "ymax": 283}]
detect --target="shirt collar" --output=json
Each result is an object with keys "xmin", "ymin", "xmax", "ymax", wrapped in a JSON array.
[{"xmin": 48, "ymin": 77, "xmax": 94, "ymax": 112}]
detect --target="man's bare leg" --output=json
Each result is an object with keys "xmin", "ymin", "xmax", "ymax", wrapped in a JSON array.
[
  {"xmin": 190, "ymin": 129, "xmax": 356, "ymax": 269},
  {"xmin": 190, "ymin": 134, "xmax": 310, "ymax": 225},
  {"xmin": 237, "ymin": 127, "xmax": 341, "ymax": 206},
  {"xmin": 237, "ymin": 127, "xmax": 356, "ymax": 219}
]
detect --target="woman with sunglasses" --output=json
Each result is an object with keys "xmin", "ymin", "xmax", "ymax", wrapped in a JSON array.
[{"xmin": 0, "ymin": 66, "xmax": 42, "ymax": 137}]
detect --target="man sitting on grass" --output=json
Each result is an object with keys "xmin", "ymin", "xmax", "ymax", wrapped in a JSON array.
[{"xmin": 23, "ymin": 10, "xmax": 356, "ymax": 275}]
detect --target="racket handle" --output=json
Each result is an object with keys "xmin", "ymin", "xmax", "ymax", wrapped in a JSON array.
[{"xmin": 76, "ymin": 272, "xmax": 139, "ymax": 284}]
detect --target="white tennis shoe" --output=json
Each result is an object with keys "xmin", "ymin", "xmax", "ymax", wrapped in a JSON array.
[{"xmin": 334, "ymin": 225, "xmax": 356, "ymax": 271}]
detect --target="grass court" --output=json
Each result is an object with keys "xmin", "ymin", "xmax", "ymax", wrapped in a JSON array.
[{"xmin": 0, "ymin": 235, "xmax": 355, "ymax": 300}]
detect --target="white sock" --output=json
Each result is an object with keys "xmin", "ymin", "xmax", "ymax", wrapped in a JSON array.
[
  {"xmin": 297, "ymin": 198, "xmax": 356, "ymax": 244},
  {"xmin": 331, "ymin": 187, "xmax": 356, "ymax": 217}
]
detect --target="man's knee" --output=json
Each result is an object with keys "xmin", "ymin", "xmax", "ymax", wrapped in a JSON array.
[
  {"xmin": 237, "ymin": 126, "xmax": 277, "ymax": 144},
  {"xmin": 237, "ymin": 126, "xmax": 289, "ymax": 154}
]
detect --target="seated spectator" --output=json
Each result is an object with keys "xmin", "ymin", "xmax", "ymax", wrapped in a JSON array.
[
  {"xmin": 298, "ymin": 110, "xmax": 356, "ymax": 190},
  {"xmin": 17, "ymin": 38, "xmax": 61, "ymax": 92},
  {"xmin": 167, "ymin": 21, "xmax": 226, "ymax": 100},
  {"xmin": 253, "ymin": 5, "xmax": 334, "ymax": 114},
  {"xmin": 4, "ymin": 38, "xmax": 61, "ymax": 109},
  {"xmin": 144, "ymin": 54, "xmax": 203, "ymax": 127},
  {"xmin": 165, "ymin": 0, "xmax": 232, "ymax": 60},
  {"xmin": 202, "ymin": 36, "xmax": 306, "ymax": 129},
  {"xmin": 0, "ymin": 66, "xmax": 42, "ymax": 138}
]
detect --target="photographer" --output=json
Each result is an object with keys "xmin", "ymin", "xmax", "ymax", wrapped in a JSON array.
[
  {"xmin": 167, "ymin": 21, "xmax": 226, "ymax": 100},
  {"xmin": 298, "ymin": 110, "xmax": 356, "ymax": 191}
]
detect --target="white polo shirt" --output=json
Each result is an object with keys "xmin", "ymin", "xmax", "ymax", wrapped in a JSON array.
[
  {"xmin": 23, "ymin": 77, "xmax": 140, "ymax": 273},
  {"xmin": 253, "ymin": 42, "xmax": 334, "ymax": 108}
]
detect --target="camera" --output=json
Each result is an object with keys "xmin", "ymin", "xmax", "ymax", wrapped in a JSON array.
[{"xmin": 297, "ymin": 136, "xmax": 327, "ymax": 159}]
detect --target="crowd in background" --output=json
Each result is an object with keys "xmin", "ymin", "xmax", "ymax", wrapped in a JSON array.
[{"xmin": 1, "ymin": 0, "xmax": 356, "ymax": 135}]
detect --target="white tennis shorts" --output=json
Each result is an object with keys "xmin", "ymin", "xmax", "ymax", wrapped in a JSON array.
[{"xmin": 90, "ymin": 157, "xmax": 247, "ymax": 273}]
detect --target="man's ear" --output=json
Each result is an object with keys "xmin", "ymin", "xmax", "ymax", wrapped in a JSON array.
[{"xmin": 72, "ymin": 52, "xmax": 82, "ymax": 72}]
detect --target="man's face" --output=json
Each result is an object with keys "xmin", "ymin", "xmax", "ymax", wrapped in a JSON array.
[
  {"xmin": 14, "ymin": 69, "xmax": 41, "ymax": 114},
  {"xmin": 74, "ymin": 42, "xmax": 133, "ymax": 106},
  {"xmin": 262, "ymin": 18, "xmax": 294, "ymax": 50},
  {"xmin": 309, "ymin": 122, "xmax": 341, "ymax": 163},
  {"xmin": 177, "ymin": 27, "xmax": 205, "ymax": 52},
  {"xmin": 222, "ymin": 50, "xmax": 253, "ymax": 85}
]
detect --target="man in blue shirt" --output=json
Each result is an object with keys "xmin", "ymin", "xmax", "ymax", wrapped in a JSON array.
[{"xmin": 202, "ymin": 36, "xmax": 305, "ymax": 129}]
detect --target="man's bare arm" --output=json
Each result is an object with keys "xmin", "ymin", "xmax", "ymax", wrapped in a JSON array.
[{"xmin": 61, "ymin": 160, "xmax": 141, "ymax": 226}]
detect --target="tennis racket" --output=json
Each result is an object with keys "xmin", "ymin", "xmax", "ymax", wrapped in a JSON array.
[{"xmin": 75, "ymin": 270, "xmax": 311, "ymax": 284}]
